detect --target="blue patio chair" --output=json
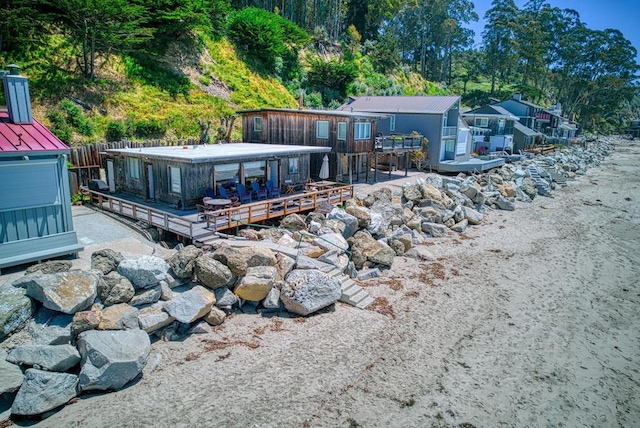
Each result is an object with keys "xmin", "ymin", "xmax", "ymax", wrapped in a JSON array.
[
  {"xmin": 236, "ymin": 183, "xmax": 252, "ymax": 204},
  {"xmin": 251, "ymin": 181, "xmax": 267, "ymax": 200},
  {"xmin": 266, "ymin": 180, "xmax": 280, "ymax": 198},
  {"xmin": 206, "ymin": 188, "xmax": 215, "ymax": 198}
]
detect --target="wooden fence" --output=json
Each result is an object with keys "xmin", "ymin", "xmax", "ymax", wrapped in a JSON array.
[{"xmin": 68, "ymin": 138, "xmax": 204, "ymax": 169}]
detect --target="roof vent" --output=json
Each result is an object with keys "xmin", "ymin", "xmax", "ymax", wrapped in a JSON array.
[{"xmin": 1, "ymin": 64, "xmax": 33, "ymax": 124}]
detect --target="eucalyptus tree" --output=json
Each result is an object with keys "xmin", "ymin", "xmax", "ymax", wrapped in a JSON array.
[{"xmin": 481, "ymin": 0, "xmax": 518, "ymax": 95}]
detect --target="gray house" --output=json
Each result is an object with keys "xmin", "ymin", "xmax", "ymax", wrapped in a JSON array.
[
  {"xmin": 462, "ymin": 105, "xmax": 517, "ymax": 154},
  {"xmin": 104, "ymin": 143, "xmax": 331, "ymax": 208},
  {"xmin": 338, "ymin": 96, "xmax": 503, "ymax": 172},
  {"xmin": 0, "ymin": 66, "xmax": 82, "ymax": 273}
]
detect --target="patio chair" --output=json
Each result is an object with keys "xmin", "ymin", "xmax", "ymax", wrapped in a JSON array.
[
  {"xmin": 251, "ymin": 181, "xmax": 267, "ymax": 200},
  {"xmin": 206, "ymin": 188, "xmax": 215, "ymax": 198},
  {"xmin": 266, "ymin": 180, "xmax": 280, "ymax": 198},
  {"xmin": 236, "ymin": 183, "xmax": 252, "ymax": 204}
]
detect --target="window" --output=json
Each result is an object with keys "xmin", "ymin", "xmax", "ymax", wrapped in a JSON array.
[
  {"xmin": 354, "ymin": 122, "xmax": 371, "ymax": 139},
  {"xmin": 169, "ymin": 166, "xmax": 181, "ymax": 194},
  {"xmin": 127, "ymin": 158, "xmax": 140, "ymax": 180},
  {"xmin": 243, "ymin": 160, "xmax": 266, "ymax": 184},
  {"xmin": 316, "ymin": 121, "xmax": 329, "ymax": 139},
  {"xmin": 474, "ymin": 117, "xmax": 488, "ymax": 127},
  {"xmin": 390, "ymin": 115, "xmax": 396, "ymax": 131},
  {"xmin": 337, "ymin": 122, "xmax": 347, "ymax": 140},
  {"xmin": 253, "ymin": 117, "xmax": 262, "ymax": 132},
  {"xmin": 0, "ymin": 161, "xmax": 61, "ymax": 211},
  {"xmin": 289, "ymin": 157, "xmax": 299, "ymax": 174}
]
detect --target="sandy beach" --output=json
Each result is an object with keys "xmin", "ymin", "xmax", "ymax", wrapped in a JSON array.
[{"xmin": 5, "ymin": 139, "xmax": 639, "ymax": 428}]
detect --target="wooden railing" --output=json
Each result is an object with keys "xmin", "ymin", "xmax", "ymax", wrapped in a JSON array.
[
  {"xmin": 203, "ymin": 185, "xmax": 354, "ymax": 232},
  {"xmin": 84, "ymin": 184, "xmax": 354, "ymax": 238},
  {"xmin": 84, "ymin": 190, "xmax": 195, "ymax": 238}
]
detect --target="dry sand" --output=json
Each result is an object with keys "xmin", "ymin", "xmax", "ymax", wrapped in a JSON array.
[{"xmin": 8, "ymin": 140, "xmax": 640, "ymax": 427}]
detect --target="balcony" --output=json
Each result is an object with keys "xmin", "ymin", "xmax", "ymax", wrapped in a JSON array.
[
  {"xmin": 375, "ymin": 134, "xmax": 424, "ymax": 151},
  {"xmin": 442, "ymin": 126, "xmax": 457, "ymax": 138}
]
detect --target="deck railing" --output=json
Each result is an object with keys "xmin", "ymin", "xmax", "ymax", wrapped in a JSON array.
[
  {"xmin": 84, "ymin": 184, "xmax": 354, "ymax": 239},
  {"xmin": 375, "ymin": 135, "xmax": 424, "ymax": 151},
  {"xmin": 84, "ymin": 190, "xmax": 194, "ymax": 238},
  {"xmin": 442, "ymin": 126, "xmax": 457, "ymax": 137},
  {"xmin": 203, "ymin": 185, "xmax": 354, "ymax": 232}
]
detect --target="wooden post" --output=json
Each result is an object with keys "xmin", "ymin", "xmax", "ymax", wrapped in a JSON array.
[
  {"xmin": 405, "ymin": 152, "xmax": 409, "ymax": 177},
  {"xmin": 365, "ymin": 153, "xmax": 370, "ymax": 183},
  {"xmin": 374, "ymin": 153, "xmax": 378, "ymax": 183},
  {"xmin": 348, "ymin": 155, "xmax": 353, "ymax": 184}
]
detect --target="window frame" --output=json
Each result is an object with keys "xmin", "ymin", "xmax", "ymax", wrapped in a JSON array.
[
  {"xmin": 289, "ymin": 157, "xmax": 300, "ymax": 174},
  {"xmin": 390, "ymin": 114, "xmax": 396, "ymax": 132},
  {"xmin": 337, "ymin": 122, "xmax": 347, "ymax": 140},
  {"xmin": 316, "ymin": 120, "xmax": 329, "ymax": 139},
  {"xmin": 168, "ymin": 166, "xmax": 181, "ymax": 195},
  {"xmin": 353, "ymin": 122, "xmax": 371, "ymax": 140},
  {"xmin": 474, "ymin": 117, "xmax": 489, "ymax": 127},
  {"xmin": 253, "ymin": 117, "xmax": 262, "ymax": 132},
  {"xmin": 127, "ymin": 157, "xmax": 140, "ymax": 180}
]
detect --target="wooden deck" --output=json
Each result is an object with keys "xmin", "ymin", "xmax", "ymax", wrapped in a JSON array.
[{"xmin": 84, "ymin": 185, "xmax": 354, "ymax": 243}]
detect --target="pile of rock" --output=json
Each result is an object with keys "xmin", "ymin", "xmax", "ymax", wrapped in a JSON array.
[{"xmin": 0, "ymin": 245, "xmax": 343, "ymax": 418}]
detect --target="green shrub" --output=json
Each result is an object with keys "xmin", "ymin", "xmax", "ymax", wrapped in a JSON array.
[
  {"xmin": 106, "ymin": 120, "xmax": 127, "ymax": 142},
  {"xmin": 132, "ymin": 119, "xmax": 167, "ymax": 138}
]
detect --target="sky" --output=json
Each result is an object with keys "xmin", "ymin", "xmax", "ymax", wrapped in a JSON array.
[{"xmin": 467, "ymin": 0, "xmax": 640, "ymax": 64}]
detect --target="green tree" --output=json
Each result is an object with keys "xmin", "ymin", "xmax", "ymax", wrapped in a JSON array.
[
  {"xmin": 46, "ymin": 0, "xmax": 151, "ymax": 80},
  {"xmin": 482, "ymin": 0, "xmax": 518, "ymax": 94},
  {"xmin": 228, "ymin": 7, "xmax": 309, "ymax": 72},
  {"xmin": 306, "ymin": 57, "xmax": 358, "ymax": 104}
]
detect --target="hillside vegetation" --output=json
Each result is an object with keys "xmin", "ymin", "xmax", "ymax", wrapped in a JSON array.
[{"xmin": 1, "ymin": 0, "xmax": 637, "ymax": 144}]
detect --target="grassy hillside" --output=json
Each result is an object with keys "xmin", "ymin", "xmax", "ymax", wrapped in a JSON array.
[{"xmin": 8, "ymin": 32, "xmax": 445, "ymax": 145}]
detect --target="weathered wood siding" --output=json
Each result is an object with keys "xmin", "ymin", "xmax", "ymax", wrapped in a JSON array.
[
  {"xmin": 108, "ymin": 153, "xmax": 314, "ymax": 208},
  {"xmin": 241, "ymin": 111, "xmax": 377, "ymax": 154}
]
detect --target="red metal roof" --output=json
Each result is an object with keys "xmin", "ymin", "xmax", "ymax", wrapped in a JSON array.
[{"xmin": 0, "ymin": 110, "xmax": 70, "ymax": 153}]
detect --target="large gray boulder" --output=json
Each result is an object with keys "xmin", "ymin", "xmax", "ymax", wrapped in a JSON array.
[
  {"xmin": 367, "ymin": 212, "xmax": 387, "ymax": 236},
  {"xmin": 129, "ymin": 285, "xmax": 162, "ymax": 306},
  {"xmin": 345, "ymin": 205, "xmax": 372, "ymax": 228},
  {"xmin": 11, "ymin": 369, "xmax": 78, "ymax": 416},
  {"xmin": 281, "ymin": 269, "xmax": 342, "ymax": 316},
  {"xmin": 402, "ymin": 184, "xmax": 422, "ymax": 202},
  {"xmin": 421, "ymin": 222, "xmax": 450, "ymax": 238},
  {"xmin": 463, "ymin": 206, "xmax": 484, "ymax": 225},
  {"xmin": 348, "ymin": 230, "xmax": 395, "ymax": 269},
  {"xmin": 7, "ymin": 344, "xmax": 81, "ymax": 372},
  {"xmin": 213, "ymin": 287, "xmax": 239, "ymax": 308},
  {"xmin": 195, "ymin": 256, "xmax": 234, "ymax": 289},
  {"xmin": 0, "ymin": 350, "xmax": 23, "ymax": 394},
  {"xmin": 137, "ymin": 304, "xmax": 174, "ymax": 333},
  {"xmin": 212, "ymin": 246, "xmax": 277, "ymax": 277},
  {"xmin": 77, "ymin": 329, "xmax": 151, "ymax": 391},
  {"xmin": 313, "ymin": 232, "xmax": 349, "ymax": 254},
  {"xmin": 280, "ymin": 213, "xmax": 307, "ymax": 231},
  {"xmin": 168, "ymin": 245, "xmax": 202, "ymax": 279},
  {"xmin": 163, "ymin": 286, "xmax": 215, "ymax": 323},
  {"xmin": 326, "ymin": 208, "xmax": 359, "ymax": 238},
  {"xmin": 117, "ymin": 255, "xmax": 169, "ymax": 289},
  {"xmin": 91, "ymin": 249, "xmax": 124, "ymax": 275},
  {"xmin": 98, "ymin": 272, "xmax": 135, "ymax": 306},
  {"xmin": 493, "ymin": 195, "xmax": 516, "ymax": 211},
  {"xmin": 234, "ymin": 266, "xmax": 277, "ymax": 302},
  {"xmin": 98, "ymin": 303, "xmax": 139, "ymax": 330},
  {"xmin": 25, "ymin": 260, "xmax": 72, "ymax": 275},
  {"xmin": 26, "ymin": 271, "xmax": 99, "ymax": 314},
  {"xmin": 30, "ymin": 309, "xmax": 73, "ymax": 345},
  {"xmin": 0, "ymin": 283, "xmax": 33, "ymax": 339}
]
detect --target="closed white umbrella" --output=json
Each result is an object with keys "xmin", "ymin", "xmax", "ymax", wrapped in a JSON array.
[{"xmin": 319, "ymin": 154, "xmax": 330, "ymax": 180}]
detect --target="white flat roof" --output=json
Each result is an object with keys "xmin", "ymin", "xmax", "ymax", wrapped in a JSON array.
[{"xmin": 106, "ymin": 143, "xmax": 331, "ymax": 164}]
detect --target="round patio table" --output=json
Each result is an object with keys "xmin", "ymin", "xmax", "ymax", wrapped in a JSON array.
[{"xmin": 203, "ymin": 198, "xmax": 232, "ymax": 210}]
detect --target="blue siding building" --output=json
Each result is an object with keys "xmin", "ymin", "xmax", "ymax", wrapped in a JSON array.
[{"xmin": 0, "ymin": 66, "xmax": 82, "ymax": 273}]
